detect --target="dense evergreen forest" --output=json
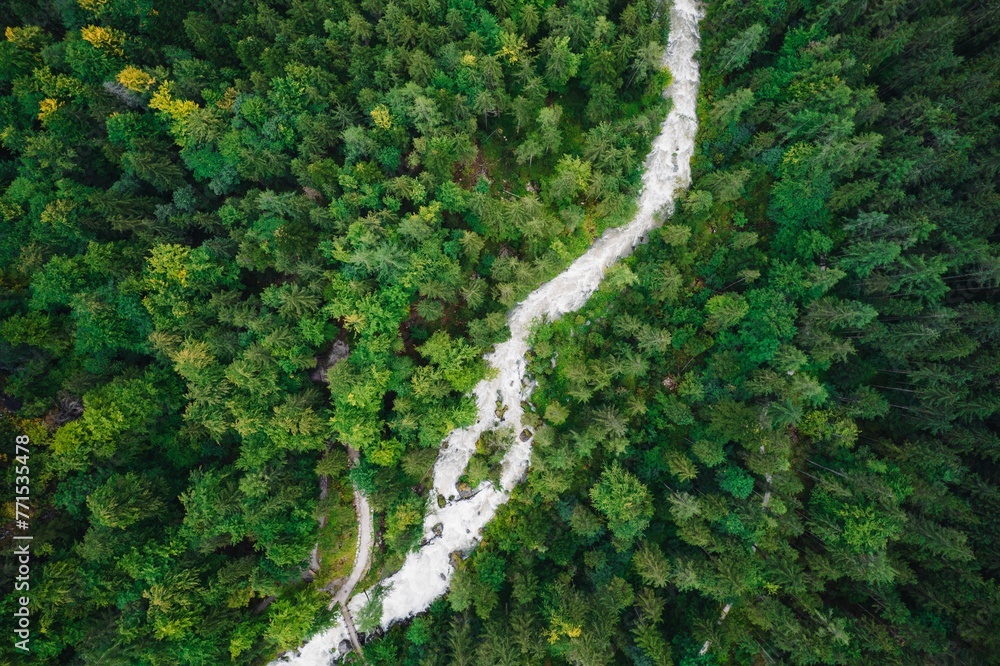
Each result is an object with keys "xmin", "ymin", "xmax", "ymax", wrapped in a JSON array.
[
  {"xmin": 359, "ymin": 0, "xmax": 1000, "ymax": 665},
  {"xmin": 2, "ymin": 0, "xmax": 999, "ymax": 664},
  {"xmin": 0, "ymin": 0, "xmax": 670, "ymax": 661}
]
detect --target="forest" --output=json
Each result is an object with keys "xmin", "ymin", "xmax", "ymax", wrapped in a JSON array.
[{"xmin": 1, "ymin": 0, "xmax": 999, "ymax": 664}]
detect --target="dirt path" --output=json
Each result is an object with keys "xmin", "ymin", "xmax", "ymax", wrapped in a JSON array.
[
  {"xmin": 327, "ymin": 447, "xmax": 374, "ymax": 658},
  {"xmin": 329, "ymin": 483, "xmax": 373, "ymax": 609}
]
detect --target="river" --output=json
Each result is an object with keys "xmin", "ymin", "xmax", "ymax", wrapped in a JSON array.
[{"xmin": 275, "ymin": 0, "xmax": 702, "ymax": 661}]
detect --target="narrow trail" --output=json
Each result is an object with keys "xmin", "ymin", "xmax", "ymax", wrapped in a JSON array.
[
  {"xmin": 274, "ymin": 2, "xmax": 702, "ymax": 663},
  {"xmin": 326, "ymin": 447, "xmax": 373, "ymax": 658},
  {"xmin": 329, "ymin": 446, "xmax": 374, "ymax": 612}
]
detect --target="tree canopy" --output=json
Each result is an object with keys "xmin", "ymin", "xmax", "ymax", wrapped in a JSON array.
[{"xmin": 0, "ymin": 0, "xmax": 669, "ymax": 661}]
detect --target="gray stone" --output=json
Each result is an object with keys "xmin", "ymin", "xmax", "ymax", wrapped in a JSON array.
[{"xmin": 311, "ymin": 339, "xmax": 350, "ymax": 384}]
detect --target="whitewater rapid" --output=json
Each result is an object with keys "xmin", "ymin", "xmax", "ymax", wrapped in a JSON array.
[{"xmin": 275, "ymin": 1, "xmax": 701, "ymax": 662}]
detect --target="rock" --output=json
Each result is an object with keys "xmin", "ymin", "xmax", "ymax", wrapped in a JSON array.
[
  {"xmin": 437, "ymin": 494, "xmax": 446, "ymax": 508},
  {"xmin": 311, "ymin": 339, "xmax": 350, "ymax": 384},
  {"xmin": 432, "ymin": 522, "xmax": 444, "ymax": 537},
  {"xmin": 251, "ymin": 595, "xmax": 276, "ymax": 615},
  {"xmin": 339, "ymin": 639, "xmax": 353, "ymax": 654},
  {"xmin": 309, "ymin": 544, "xmax": 321, "ymax": 572},
  {"xmin": 519, "ymin": 428, "xmax": 532, "ymax": 442},
  {"xmin": 325, "ymin": 577, "xmax": 347, "ymax": 597},
  {"xmin": 45, "ymin": 396, "xmax": 83, "ymax": 429},
  {"xmin": 457, "ymin": 482, "xmax": 473, "ymax": 499}
]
